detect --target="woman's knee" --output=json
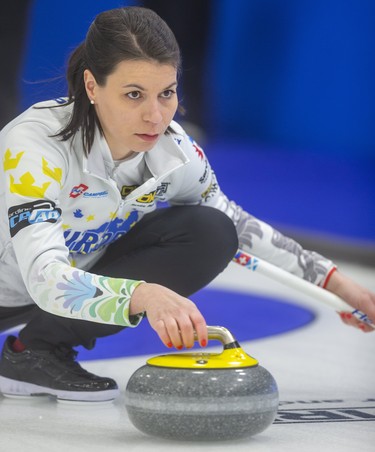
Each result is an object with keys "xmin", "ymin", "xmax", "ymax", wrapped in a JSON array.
[{"xmin": 181, "ymin": 206, "xmax": 239, "ymax": 260}]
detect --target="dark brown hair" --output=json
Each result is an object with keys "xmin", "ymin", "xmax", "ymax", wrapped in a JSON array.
[{"xmin": 53, "ymin": 7, "xmax": 181, "ymax": 154}]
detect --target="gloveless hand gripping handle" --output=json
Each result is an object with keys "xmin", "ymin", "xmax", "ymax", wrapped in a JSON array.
[{"xmin": 194, "ymin": 326, "xmax": 239, "ymax": 348}]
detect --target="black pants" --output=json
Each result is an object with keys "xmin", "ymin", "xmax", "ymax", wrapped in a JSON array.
[{"xmin": 0, "ymin": 206, "xmax": 238, "ymax": 351}]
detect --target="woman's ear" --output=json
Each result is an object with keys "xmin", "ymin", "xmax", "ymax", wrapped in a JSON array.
[{"xmin": 84, "ymin": 69, "xmax": 97, "ymax": 103}]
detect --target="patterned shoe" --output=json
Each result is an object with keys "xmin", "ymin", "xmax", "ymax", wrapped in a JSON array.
[{"xmin": 0, "ymin": 336, "xmax": 119, "ymax": 402}]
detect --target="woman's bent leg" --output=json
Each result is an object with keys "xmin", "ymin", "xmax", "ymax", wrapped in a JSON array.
[{"xmin": 19, "ymin": 206, "xmax": 238, "ymax": 350}]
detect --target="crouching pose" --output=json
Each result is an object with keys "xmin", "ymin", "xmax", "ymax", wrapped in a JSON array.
[{"xmin": 0, "ymin": 7, "xmax": 373, "ymax": 402}]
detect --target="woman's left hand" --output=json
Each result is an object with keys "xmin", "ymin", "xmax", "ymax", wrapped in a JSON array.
[{"xmin": 325, "ymin": 270, "xmax": 375, "ymax": 332}]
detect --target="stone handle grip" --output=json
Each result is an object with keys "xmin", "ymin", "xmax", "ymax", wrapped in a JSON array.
[{"xmin": 194, "ymin": 325, "xmax": 238, "ymax": 347}]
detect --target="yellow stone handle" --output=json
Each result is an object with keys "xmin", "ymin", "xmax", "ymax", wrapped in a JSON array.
[{"xmin": 147, "ymin": 326, "xmax": 258, "ymax": 369}]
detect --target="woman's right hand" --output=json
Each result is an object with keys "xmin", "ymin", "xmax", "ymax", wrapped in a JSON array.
[
  {"xmin": 130, "ymin": 282, "xmax": 208, "ymax": 350},
  {"xmin": 325, "ymin": 270, "xmax": 375, "ymax": 332}
]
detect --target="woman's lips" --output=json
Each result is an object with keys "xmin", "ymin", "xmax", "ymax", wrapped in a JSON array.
[{"xmin": 136, "ymin": 133, "xmax": 159, "ymax": 142}]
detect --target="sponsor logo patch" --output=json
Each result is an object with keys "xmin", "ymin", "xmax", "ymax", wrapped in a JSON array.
[
  {"xmin": 200, "ymin": 181, "xmax": 218, "ymax": 201},
  {"xmin": 199, "ymin": 160, "xmax": 209, "ymax": 184},
  {"xmin": 69, "ymin": 184, "xmax": 108, "ymax": 199},
  {"xmin": 156, "ymin": 182, "xmax": 170, "ymax": 197},
  {"xmin": 83, "ymin": 190, "xmax": 108, "ymax": 198},
  {"xmin": 69, "ymin": 184, "xmax": 88, "ymax": 198},
  {"xmin": 121, "ymin": 185, "xmax": 138, "ymax": 198},
  {"xmin": 188, "ymin": 136, "xmax": 204, "ymax": 160},
  {"xmin": 8, "ymin": 200, "xmax": 62, "ymax": 237},
  {"xmin": 121, "ymin": 185, "xmax": 161, "ymax": 204},
  {"xmin": 193, "ymin": 143, "xmax": 204, "ymax": 160}
]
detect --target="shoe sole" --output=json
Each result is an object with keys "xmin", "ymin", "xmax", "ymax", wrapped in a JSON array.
[{"xmin": 0, "ymin": 375, "xmax": 119, "ymax": 402}]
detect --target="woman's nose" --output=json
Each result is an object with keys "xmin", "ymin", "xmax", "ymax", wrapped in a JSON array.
[{"xmin": 142, "ymin": 101, "xmax": 163, "ymax": 124}]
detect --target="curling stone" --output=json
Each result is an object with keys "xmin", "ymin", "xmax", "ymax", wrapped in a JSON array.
[{"xmin": 125, "ymin": 326, "xmax": 279, "ymax": 441}]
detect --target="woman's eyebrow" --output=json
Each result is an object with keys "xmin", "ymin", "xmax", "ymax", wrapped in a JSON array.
[{"xmin": 122, "ymin": 82, "xmax": 177, "ymax": 90}]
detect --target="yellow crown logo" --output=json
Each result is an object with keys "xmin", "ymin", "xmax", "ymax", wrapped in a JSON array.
[
  {"xmin": 42, "ymin": 157, "xmax": 62, "ymax": 186},
  {"xmin": 9, "ymin": 172, "xmax": 51, "ymax": 198},
  {"xmin": 3, "ymin": 149, "xmax": 24, "ymax": 171}
]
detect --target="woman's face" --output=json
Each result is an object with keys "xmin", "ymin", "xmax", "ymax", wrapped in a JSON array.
[{"xmin": 84, "ymin": 60, "xmax": 178, "ymax": 160}]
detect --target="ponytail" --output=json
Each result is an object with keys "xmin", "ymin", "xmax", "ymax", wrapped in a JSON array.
[{"xmin": 53, "ymin": 43, "xmax": 101, "ymax": 155}]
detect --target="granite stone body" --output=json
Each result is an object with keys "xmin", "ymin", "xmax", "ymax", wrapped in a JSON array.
[{"xmin": 125, "ymin": 363, "xmax": 279, "ymax": 441}]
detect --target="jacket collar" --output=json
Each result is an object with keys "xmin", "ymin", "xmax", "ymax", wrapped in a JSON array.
[{"xmin": 82, "ymin": 127, "xmax": 189, "ymax": 183}]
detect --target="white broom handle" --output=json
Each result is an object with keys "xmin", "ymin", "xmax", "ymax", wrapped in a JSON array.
[{"xmin": 233, "ymin": 249, "xmax": 374, "ymax": 328}]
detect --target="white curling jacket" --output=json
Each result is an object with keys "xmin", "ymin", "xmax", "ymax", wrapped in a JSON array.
[{"xmin": 0, "ymin": 100, "xmax": 335, "ymax": 327}]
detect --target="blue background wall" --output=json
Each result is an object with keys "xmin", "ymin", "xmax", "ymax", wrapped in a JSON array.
[
  {"xmin": 16, "ymin": 0, "xmax": 375, "ymax": 245},
  {"xmin": 207, "ymin": 0, "xmax": 375, "ymax": 158}
]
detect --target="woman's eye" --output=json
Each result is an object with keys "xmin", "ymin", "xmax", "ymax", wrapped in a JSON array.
[
  {"xmin": 127, "ymin": 91, "xmax": 141, "ymax": 99},
  {"xmin": 160, "ymin": 90, "xmax": 175, "ymax": 99}
]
